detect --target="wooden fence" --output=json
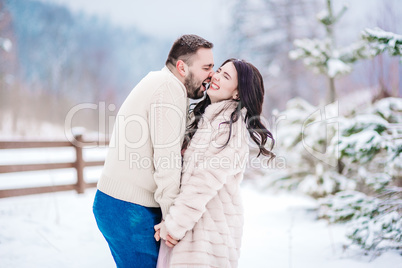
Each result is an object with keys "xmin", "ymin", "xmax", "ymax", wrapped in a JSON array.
[{"xmin": 0, "ymin": 135, "xmax": 108, "ymax": 198}]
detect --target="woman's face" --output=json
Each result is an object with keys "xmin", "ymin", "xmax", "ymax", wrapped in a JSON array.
[{"xmin": 207, "ymin": 62, "xmax": 239, "ymax": 103}]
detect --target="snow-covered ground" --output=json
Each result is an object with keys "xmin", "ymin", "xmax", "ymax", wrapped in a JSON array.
[
  {"xmin": 239, "ymin": 183, "xmax": 401, "ymax": 268},
  {"xmin": 0, "ymin": 180, "xmax": 400, "ymax": 267},
  {"xmin": 0, "ymin": 146, "xmax": 400, "ymax": 267}
]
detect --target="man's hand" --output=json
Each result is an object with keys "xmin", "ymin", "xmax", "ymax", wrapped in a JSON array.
[
  {"xmin": 154, "ymin": 222, "xmax": 162, "ymax": 241},
  {"xmin": 154, "ymin": 229, "xmax": 161, "ymax": 241}
]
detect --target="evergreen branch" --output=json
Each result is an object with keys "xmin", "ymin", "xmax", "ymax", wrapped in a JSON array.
[
  {"xmin": 333, "ymin": 5, "xmax": 348, "ymax": 25},
  {"xmin": 361, "ymin": 27, "xmax": 402, "ymax": 60}
]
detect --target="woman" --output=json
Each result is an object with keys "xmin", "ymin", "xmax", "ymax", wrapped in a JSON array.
[{"xmin": 154, "ymin": 58, "xmax": 275, "ymax": 267}]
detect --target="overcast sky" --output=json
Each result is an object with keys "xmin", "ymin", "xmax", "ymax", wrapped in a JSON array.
[
  {"xmin": 36, "ymin": 0, "xmax": 402, "ymax": 67},
  {"xmin": 38, "ymin": 0, "xmax": 401, "ymax": 44},
  {"xmin": 39, "ymin": 0, "xmax": 231, "ymax": 43}
]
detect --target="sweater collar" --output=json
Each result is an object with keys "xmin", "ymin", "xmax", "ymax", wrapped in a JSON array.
[{"xmin": 162, "ymin": 66, "xmax": 186, "ymax": 96}]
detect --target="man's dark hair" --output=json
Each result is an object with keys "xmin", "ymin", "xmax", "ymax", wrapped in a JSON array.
[{"xmin": 165, "ymin": 34, "xmax": 213, "ymax": 67}]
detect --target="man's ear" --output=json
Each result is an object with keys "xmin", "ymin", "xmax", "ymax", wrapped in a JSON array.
[{"xmin": 176, "ymin": 60, "xmax": 188, "ymax": 77}]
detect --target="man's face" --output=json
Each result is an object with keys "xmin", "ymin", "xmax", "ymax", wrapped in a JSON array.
[{"xmin": 185, "ymin": 48, "xmax": 214, "ymax": 99}]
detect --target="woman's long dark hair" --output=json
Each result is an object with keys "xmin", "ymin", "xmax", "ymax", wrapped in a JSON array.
[{"xmin": 182, "ymin": 58, "xmax": 275, "ymax": 159}]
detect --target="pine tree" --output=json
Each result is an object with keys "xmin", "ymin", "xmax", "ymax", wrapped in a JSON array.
[
  {"xmin": 268, "ymin": 98, "xmax": 355, "ymax": 197},
  {"xmin": 268, "ymin": 96, "xmax": 402, "ymax": 253},
  {"xmin": 272, "ymin": 0, "xmax": 402, "ymax": 255},
  {"xmin": 228, "ymin": 0, "xmax": 321, "ymax": 108},
  {"xmin": 289, "ymin": 0, "xmax": 375, "ymax": 103},
  {"xmin": 319, "ymin": 97, "xmax": 402, "ymax": 253}
]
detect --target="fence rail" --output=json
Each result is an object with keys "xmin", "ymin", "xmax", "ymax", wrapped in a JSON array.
[{"xmin": 0, "ymin": 135, "xmax": 108, "ymax": 198}]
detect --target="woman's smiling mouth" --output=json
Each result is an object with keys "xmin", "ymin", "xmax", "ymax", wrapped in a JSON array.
[{"xmin": 210, "ymin": 82, "xmax": 219, "ymax": 90}]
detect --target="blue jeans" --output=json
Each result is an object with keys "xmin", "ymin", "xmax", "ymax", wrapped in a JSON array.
[{"xmin": 93, "ymin": 190, "xmax": 162, "ymax": 268}]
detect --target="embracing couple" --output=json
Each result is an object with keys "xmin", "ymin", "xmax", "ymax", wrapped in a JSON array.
[{"xmin": 93, "ymin": 34, "xmax": 274, "ymax": 267}]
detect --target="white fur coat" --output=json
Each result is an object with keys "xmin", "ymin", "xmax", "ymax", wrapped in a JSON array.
[{"xmin": 162, "ymin": 99, "xmax": 250, "ymax": 267}]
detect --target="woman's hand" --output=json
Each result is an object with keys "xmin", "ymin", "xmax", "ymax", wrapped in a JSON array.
[
  {"xmin": 165, "ymin": 234, "xmax": 179, "ymax": 248},
  {"xmin": 154, "ymin": 222, "xmax": 163, "ymax": 241},
  {"xmin": 154, "ymin": 221, "xmax": 179, "ymax": 247}
]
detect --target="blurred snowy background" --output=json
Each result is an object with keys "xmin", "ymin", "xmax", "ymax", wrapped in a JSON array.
[{"xmin": 0, "ymin": 0, "xmax": 401, "ymax": 267}]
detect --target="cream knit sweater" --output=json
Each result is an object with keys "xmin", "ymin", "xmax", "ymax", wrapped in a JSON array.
[
  {"xmin": 97, "ymin": 66, "xmax": 187, "ymax": 218},
  {"xmin": 162, "ymin": 100, "xmax": 249, "ymax": 267}
]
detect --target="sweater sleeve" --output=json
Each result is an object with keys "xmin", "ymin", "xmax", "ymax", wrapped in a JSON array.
[
  {"xmin": 164, "ymin": 119, "xmax": 247, "ymax": 240},
  {"xmin": 150, "ymin": 81, "xmax": 187, "ymax": 219}
]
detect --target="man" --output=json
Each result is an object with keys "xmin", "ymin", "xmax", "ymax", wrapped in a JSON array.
[{"xmin": 93, "ymin": 34, "xmax": 214, "ymax": 267}]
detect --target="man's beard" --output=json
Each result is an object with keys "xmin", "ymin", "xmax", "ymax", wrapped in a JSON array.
[{"xmin": 185, "ymin": 72, "xmax": 204, "ymax": 99}]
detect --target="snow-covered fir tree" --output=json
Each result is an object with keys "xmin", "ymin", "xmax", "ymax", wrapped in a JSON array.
[
  {"xmin": 269, "ymin": 96, "xmax": 402, "ymax": 253},
  {"xmin": 288, "ymin": 0, "xmax": 378, "ymax": 103},
  {"xmin": 228, "ymin": 0, "xmax": 322, "ymax": 109},
  {"xmin": 319, "ymin": 97, "xmax": 402, "ymax": 253},
  {"xmin": 269, "ymin": 97, "xmax": 355, "ymax": 198},
  {"xmin": 319, "ymin": 188, "xmax": 401, "ymax": 252}
]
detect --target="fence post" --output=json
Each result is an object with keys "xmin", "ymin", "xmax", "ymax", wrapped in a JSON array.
[{"xmin": 74, "ymin": 134, "xmax": 85, "ymax": 194}]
